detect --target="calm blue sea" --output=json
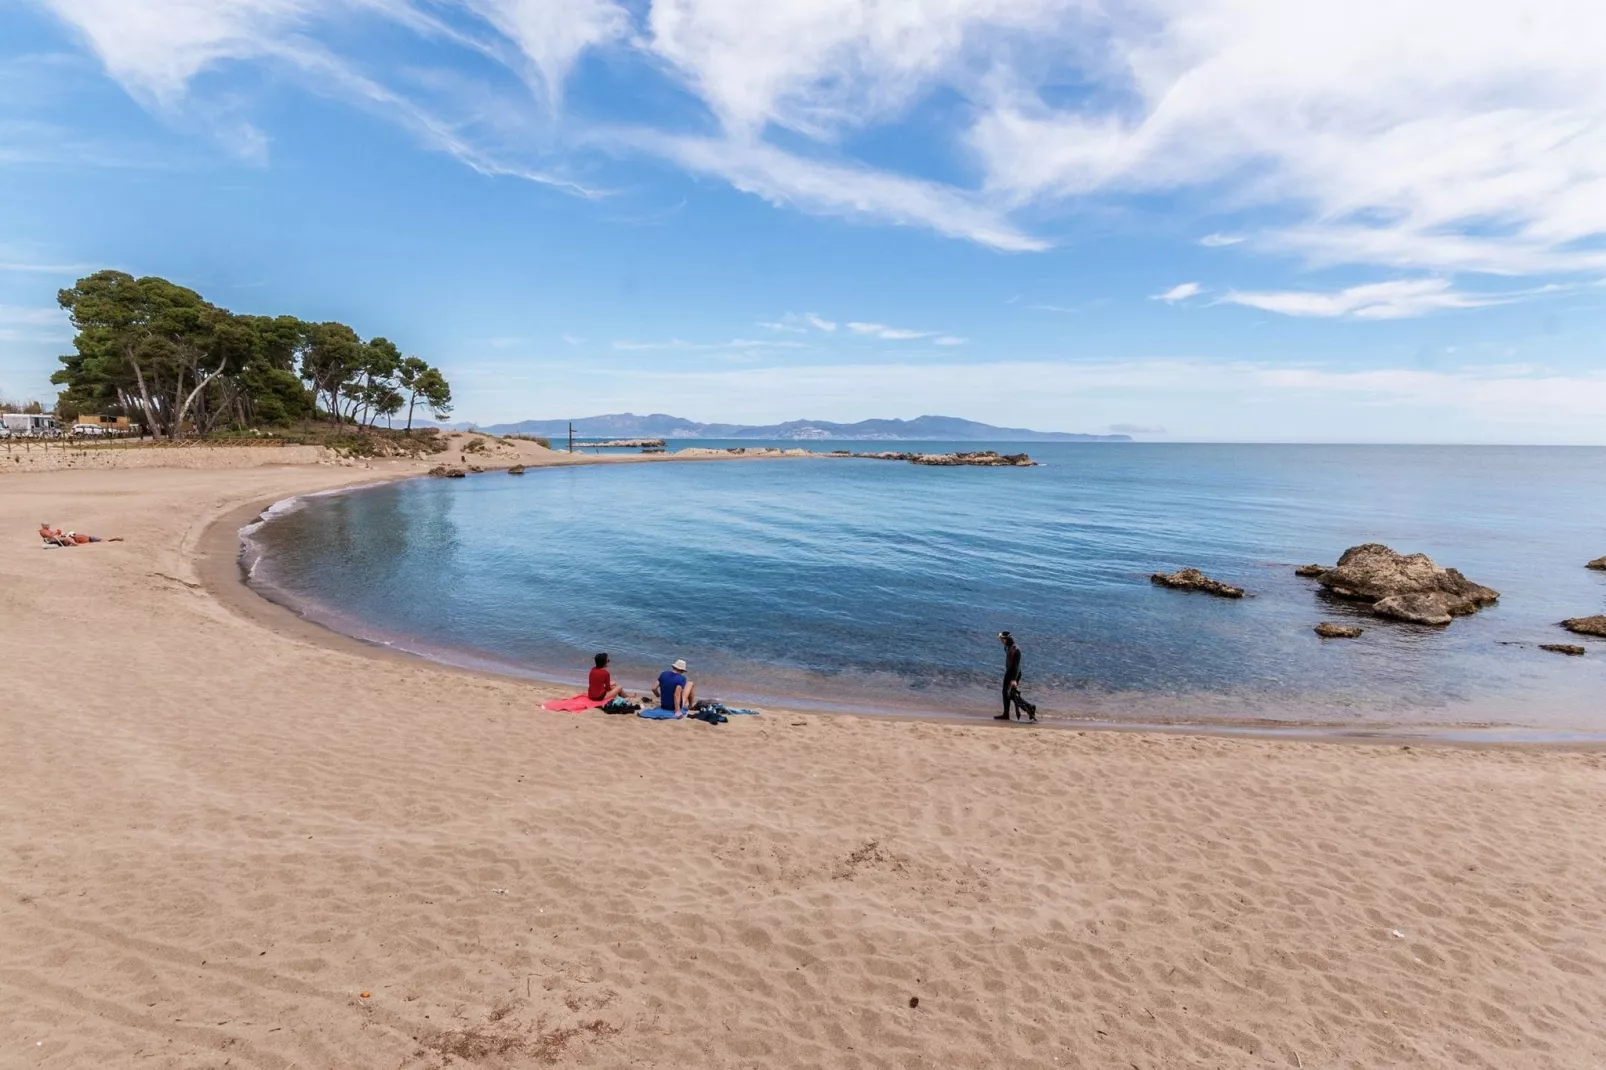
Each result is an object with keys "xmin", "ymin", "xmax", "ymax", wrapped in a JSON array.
[{"xmin": 245, "ymin": 444, "xmax": 1606, "ymax": 735}]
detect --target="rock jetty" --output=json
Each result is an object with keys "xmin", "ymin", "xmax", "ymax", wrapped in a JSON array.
[
  {"xmin": 1540, "ymin": 643, "xmax": 1586, "ymax": 656},
  {"xmin": 1314, "ymin": 623, "xmax": 1363, "ymax": 638},
  {"xmin": 1150, "ymin": 568, "xmax": 1245, "ymax": 598},
  {"xmin": 1313, "ymin": 543, "xmax": 1498, "ymax": 626},
  {"xmin": 1560, "ymin": 616, "xmax": 1606, "ymax": 638}
]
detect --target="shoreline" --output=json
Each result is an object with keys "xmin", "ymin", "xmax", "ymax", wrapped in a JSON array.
[
  {"xmin": 202, "ymin": 465, "xmax": 1606, "ymax": 748},
  {"xmin": 6, "ymin": 458, "xmax": 1606, "ymax": 1066}
]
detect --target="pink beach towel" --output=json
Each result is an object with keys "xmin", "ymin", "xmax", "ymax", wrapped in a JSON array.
[{"xmin": 542, "ymin": 694, "xmax": 607, "ymax": 713}]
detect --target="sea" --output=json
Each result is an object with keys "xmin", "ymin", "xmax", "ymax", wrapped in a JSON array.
[{"xmin": 243, "ymin": 443, "xmax": 1606, "ymax": 739}]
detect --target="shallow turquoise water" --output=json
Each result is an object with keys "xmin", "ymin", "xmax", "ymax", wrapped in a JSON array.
[{"xmin": 246, "ymin": 444, "xmax": 1606, "ymax": 731}]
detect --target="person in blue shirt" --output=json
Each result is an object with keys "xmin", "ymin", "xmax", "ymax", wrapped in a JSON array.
[{"xmin": 652, "ymin": 658, "xmax": 695, "ymax": 717}]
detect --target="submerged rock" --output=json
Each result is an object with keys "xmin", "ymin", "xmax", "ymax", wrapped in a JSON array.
[
  {"xmin": 1314, "ymin": 622, "xmax": 1363, "ymax": 638},
  {"xmin": 1315, "ymin": 543, "xmax": 1498, "ymax": 625},
  {"xmin": 1560, "ymin": 615, "xmax": 1606, "ymax": 638},
  {"xmin": 1151, "ymin": 568, "xmax": 1246, "ymax": 599},
  {"xmin": 1295, "ymin": 564, "xmax": 1329, "ymax": 578},
  {"xmin": 1540, "ymin": 643, "xmax": 1586, "ymax": 656},
  {"xmin": 1588, "ymin": 556, "xmax": 1606, "ymax": 571}
]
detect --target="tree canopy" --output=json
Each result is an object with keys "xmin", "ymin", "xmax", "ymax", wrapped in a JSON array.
[{"xmin": 52, "ymin": 270, "xmax": 453, "ymax": 437}]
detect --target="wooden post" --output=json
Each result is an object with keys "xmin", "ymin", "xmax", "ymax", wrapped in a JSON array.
[{"xmin": 568, "ymin": 422, "xmax": 574, "ymax": 453}]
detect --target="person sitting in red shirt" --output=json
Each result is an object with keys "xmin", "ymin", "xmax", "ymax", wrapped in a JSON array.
[{"xmin": 588, "ymin": 652, "xmax": 623, "ymax": 703}]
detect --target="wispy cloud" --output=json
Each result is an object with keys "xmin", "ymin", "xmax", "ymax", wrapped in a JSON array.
[
  {"xmin": 1219, "ymin": 278, "xmax": 1553, "ymax": 320},
  {"xmin": 1152, "ymin": 282, "xmax": 1204, "ymax": 304},
  {"xmin": 35, "ymin": 0, "xmax": 1606, "ymax": 277},
  {"xmin": 845, "ymin": 321, "xmax": 939, "ymax": 340},
  {"xmin": 1199, "ymin": 234, "xmax": 1244, "ymax": 248},
  {"xmin": 560, "ymin": 332, "xmax": 585, "ymax": 345}
]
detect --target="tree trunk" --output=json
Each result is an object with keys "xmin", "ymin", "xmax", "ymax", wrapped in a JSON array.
[
  {"xmin": 127, "ymin": 349, "xmax": 165, "ymax": 439},
  {"xmin": 175, "ymin": 362, "xmax": 227, "ymax": 435},
  {"xmin": 406, "ymin": 392, "xmax": 417, "ymax": 432}
]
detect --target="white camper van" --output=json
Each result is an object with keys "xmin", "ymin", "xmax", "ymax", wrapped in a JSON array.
[{"xmin": 2, "ymin": 413, "xmax": 59, "ymax": 436}]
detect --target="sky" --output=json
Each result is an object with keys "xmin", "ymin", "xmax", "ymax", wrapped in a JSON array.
[{"xmin": 2, "ymin": 1, "xmax": 1605, "ymax": 442}]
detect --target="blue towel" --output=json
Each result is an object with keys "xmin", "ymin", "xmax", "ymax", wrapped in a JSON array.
[{"xmin": 638, "ymin": 707, "xmax": 680, "ymax": 720}]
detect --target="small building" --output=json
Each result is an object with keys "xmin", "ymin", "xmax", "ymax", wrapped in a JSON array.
[{"xmin": 2, "ymin": 412, "xmax": 58, "ymax": 435}]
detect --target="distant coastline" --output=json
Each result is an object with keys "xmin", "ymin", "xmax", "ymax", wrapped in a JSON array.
[{"xmin": 443, "ymin": 412, "xmax": 1131, "ymax": 442}]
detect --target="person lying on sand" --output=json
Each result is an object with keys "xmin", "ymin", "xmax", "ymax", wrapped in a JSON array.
[
  {"xmin": 652, "ymin": 658, "xmax": 695, "ymax": 718},
  {"xmin": 588, "ymin": 652, "xmax": 624, "ymax": 704},
  {"xmin": 39, "ymin": 522, "xmax": 123, "ymax": 546}
]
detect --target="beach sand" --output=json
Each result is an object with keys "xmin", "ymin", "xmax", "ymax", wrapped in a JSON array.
[{"xmin": 3, "ymin": 453, "xmax": 1606, "ymax": 1068}]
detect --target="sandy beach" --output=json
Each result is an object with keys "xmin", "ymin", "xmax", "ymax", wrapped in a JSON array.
[{"xmin": 3, "ymin": 446, "xmax": 1606, "ymax": 1069}]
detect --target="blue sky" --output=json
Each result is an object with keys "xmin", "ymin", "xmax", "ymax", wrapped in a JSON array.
[{"xmin": 2, "ymin": 0, "xmax": 1604, "ymax": 442}]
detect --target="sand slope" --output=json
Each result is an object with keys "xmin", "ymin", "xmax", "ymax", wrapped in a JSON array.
[{"xmin": 2, "ymin": 464, "xmax": 1605, "ymax": 1069}]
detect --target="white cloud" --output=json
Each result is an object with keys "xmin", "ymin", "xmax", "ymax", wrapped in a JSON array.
[
  {"xmin": 1152, "ymin": 282, "xmax": 1203, "ymax": 303},
  {"xmin": 35, "ymin": 0, "xmax": 1606, "ymax": 276},
  {"xmin": 845, "ymin": 321, "xmax": 940, "ymax": 340},
  {"xmin": 635, "ymin": 132, "xmax": 1046, "ymax": 252},
  {"xmin": 1219, "ymin": 278, "xmax": 1550, "ymax": 320},
  {"xmin": 802, "ymin": 313, "xmax": 837, "ymax": 332},
  {"xmin": 1199, "ymin": 234, "xmax": 1243, "ymax": 248},
  {"xmin": 934, "ymin": 335, "xmax": 967, "ymax": 346},
  {"xmin": 757, "ymin": 320, "xmax": 808, "ymax": 334}
]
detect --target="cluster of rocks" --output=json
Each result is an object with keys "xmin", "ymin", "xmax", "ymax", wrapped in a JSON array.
[
  {"xmin": 427, "ymin": 464, "xmax": 466, "ymax": 478},
  {"xmin": 1308, "ymin": 543, "xmax": 1500, "ymax": 626},
  {"xmin": 852, "ymin": 450, "xmax": 1035, "ymax": 467},
  {"xmin": 1150, "ymin": 568, "xmax": 1245, "ymax": 598}
]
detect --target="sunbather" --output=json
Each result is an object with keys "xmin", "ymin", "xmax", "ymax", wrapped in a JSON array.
[
  {"xmin": 588, "ymin": 652, "xmax": 623, "ymax": 703},
  {"xmin": 651, "ymin": 658, "xmax": 695, "ymax": 718},
  {"xmin": 39, "ymin": 522, "xmax": 122, "ymax": 546}
]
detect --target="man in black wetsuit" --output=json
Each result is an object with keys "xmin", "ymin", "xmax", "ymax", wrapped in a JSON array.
[{"xmin": 995, "ymin": 631, "xmax": 1037, "ymax": 721}]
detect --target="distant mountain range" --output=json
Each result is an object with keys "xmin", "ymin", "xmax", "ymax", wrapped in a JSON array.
[{"xmin": 463, "ymin": 413, "xmax": 1130, "ymax": 442}]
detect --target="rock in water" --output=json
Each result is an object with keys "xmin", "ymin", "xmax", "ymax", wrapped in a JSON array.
[
  {"xmin": 507, "ymin": 464, "xmax": 526, "ymax": 475},
  {"xmin": 1560, "ymin": 616, "xmax": 1606, "ymax": 638},
  {"xmin": 1539, "ymin": 644, "xmax": 1586, "ymax": 656},
  {"xmin": 1314, "ymin": 622, "xmax": 1363, "ymax": 638},
  {"xmin": 1372, "ymin": 593, "xmax": 1454, "ymax": 626},
  {"xmin": 427, "ymin": 465, "xmax": 466, "ymax": 478},
  {"xmin": 1315, "ymin": 543, "xmax": 1498, "ymax": 625},
  {"xmin": 1588, "ymin": 556, "xmax": 1606, "ymax": 571},
  {"xmin": 1295, "ymin": 564, "xmax": 1329, "ymax": 577},
  {"xmin": 1151, "ymin": 568, "xmax": 1246, "ymax": 599}
]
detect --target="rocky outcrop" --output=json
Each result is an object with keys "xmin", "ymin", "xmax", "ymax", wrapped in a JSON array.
[
  {"xmin": 909, "ymin": 451, "xmax": 1035, "ymax": 467},
  {"xmin": 507, "ymin": 464, "xmax": 526, "ymax": 475},
  {"xmin": 1315, "ymin": 543, "xmax": 1498, "ymax": 626},
  {"xmin": 1314, "ymin": 622, "xmax": 1363, "ymax": 638},
  {"xmin": 1295, "ymin": 564, "xmax": 1329, "ymax": 578},
  {"xmin": 1540, "ymin": 644, "xmax": 1586, "ymax": 656},
  {"xmin": 1151, "ymin": 568, "xmax": 1246, "ymax": 599},
  {"xmin": 1560, "ymin": 616, "xmax": 1606, "ymax": 638},
  {"xmin": 1588, "ymin": 556, "xmax": 1606, "ymax": 571},
  {"xmin": 855, "ymin": 450, "xmax": 1036, "ymax": 467},
  {"xmin": 428, "ymin": 465, "xmax": 466, "ymax": 478}
]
